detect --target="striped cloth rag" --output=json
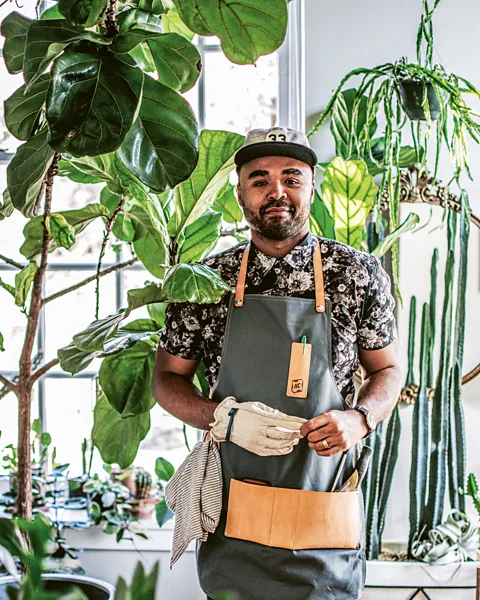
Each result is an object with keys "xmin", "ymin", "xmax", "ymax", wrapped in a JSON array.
[{"xmin": 165, "ymin": 439, "xmax": 222, "ymax": 568}]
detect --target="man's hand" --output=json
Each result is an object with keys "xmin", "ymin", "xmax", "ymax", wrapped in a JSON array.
[{"xmin": 300, "ymin": 410, "xmax": 368, "ymax": 456}]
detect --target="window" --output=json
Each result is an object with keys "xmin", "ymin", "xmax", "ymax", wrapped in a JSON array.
[{"xmin": 0, "ymin": 3, "xmax": 303, "ymax": 476}]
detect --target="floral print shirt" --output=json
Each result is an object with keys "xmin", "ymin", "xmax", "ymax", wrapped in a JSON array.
[{"xmin": 159, "ymin": 232, "xmax": 397, "ymax": 407}]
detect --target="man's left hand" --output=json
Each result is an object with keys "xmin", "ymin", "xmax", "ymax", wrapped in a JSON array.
[{"xmin": 300, "ymin": 410, "xmax": 369, "ymax": 456}]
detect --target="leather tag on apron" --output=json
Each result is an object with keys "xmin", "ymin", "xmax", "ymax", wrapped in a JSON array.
[{"xmin": 286, "ymin": 342, "xmax": 312, "ymax": 398}]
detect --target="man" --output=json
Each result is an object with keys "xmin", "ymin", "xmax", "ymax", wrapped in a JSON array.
[{"xmin": 152, "ymin": 127, "xmax": 402, "ymax": 600}]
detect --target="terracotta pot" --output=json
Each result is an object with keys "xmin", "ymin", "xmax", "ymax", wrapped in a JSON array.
[{"xmin": 127, "ymin": 497, "xmax": 158, "ymax": 520}]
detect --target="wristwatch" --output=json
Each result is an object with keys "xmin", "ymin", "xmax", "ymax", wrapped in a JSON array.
[{"xmin": 355, "ymin": 406, "xmax": 376, "ymax": 436}]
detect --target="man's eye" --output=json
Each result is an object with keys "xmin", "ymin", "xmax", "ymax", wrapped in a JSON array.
[
  {"xmin": 285, "ymin": 179, "xmax": 299, "ymax": 185},
  {"xmin": 253, "ymin": 181, "xmax": 267, "ymax": 186}
]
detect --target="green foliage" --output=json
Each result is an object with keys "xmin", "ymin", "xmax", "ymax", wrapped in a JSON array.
[
  {"xmin": 115, "ymin": 562, "xmax": 159, "ymax": 600},
  {"xmin": 168, "ymin": 129, "xmax": 244, "ymax": 237},
  {"xmin": 370, "ymin": 212, "xmax": 420, "ymax": 259},
  {"xmin": 117, "ymin": 73, "xmax": 199, "ymax": 191},
  {"xmin": 405, "ymin": 296, "xmax": 417, "ymax": 386},
  {"xmin": 99, "ymin": 339, "xmax": 157, "ymax": 418},
  {"xmin": 6, "ymin": 129, "xmax": 55, "ymax": 217},
  {"xmin": 172, "ymin": 0, "xmax": 288, "ymax": 64},
  {"xmin": 0, "ymin": 11, "xmax": 31, "ymax": 74},
  {"xmin": 162, "ymin": 263, "xmax": 230, "ymax": 303},
  {"xmin": 321, "ymin": 157, "xmax": 378, "ymax": 249},
  {"xmin": 14, "ymin": 261, "xmax": 37, "ymax": 308},
  {"xmin": 212, "ymin": 182, "xmax": 243, "ymax": 224},
  {"xmin": 155, "ymin": 498, "xmax": 173, "ymax": 527},
  {"xmin": 20, "ymin": 204, "xmax": 109, "ymax": 259},
  {"xmin": 155, "ymin": 457, "xmax": 174, "ymax": 482},
  {"xmin": 309, "ymin": 189, "xmax": 336, "ymax": 240},
  {"xmin": 47, "ymin": 51, "xmax": 144, "ymax": 157},
  {"xmin": 91, "ymin": 395, "xmax": 150, "ymax": 469},
  {"xmin": 58, "ymin": 0, "xmax": 108, "ymax": 27},
  {"xmin": 45, "ymin": 213, "xmax": 76, "ymax": 250},
  {"xmin": 178, "ymin": 210, "xmax": 222, "ymax": 263},
  {"xmin": 0, "ymin": 332, "xmax": 4, "ymax": 352},
  {"xmin": 4, "ymin": 74, "xmax": 50, "ymax": 141}
]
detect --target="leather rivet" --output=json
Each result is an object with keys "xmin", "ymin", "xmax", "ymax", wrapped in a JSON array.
[
  {"xmin": 317, "ymin": 304, "xmax": 324, "ymax": 311},
  {"xmin": 235, "ymin": 299, "xmax": 242, "ymax": 306}
]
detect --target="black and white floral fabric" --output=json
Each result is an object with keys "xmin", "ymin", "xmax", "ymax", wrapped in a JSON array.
[{"xmin": 159, "ymin": 233, "xmax": 397, "ymax": 407}]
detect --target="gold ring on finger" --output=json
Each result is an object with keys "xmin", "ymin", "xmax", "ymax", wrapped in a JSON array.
[{"xmin": 322, "ymin": 439, "xmax": 329, "ymax": 449}]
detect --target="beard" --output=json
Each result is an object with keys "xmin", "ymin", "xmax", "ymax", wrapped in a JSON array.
[{"xmin": 242, "ymin": 198, "xmax": 312, "ymax": 241}]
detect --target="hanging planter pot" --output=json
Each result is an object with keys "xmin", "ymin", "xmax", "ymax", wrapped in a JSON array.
[{"xmin": 398, "ymin": 80, "xmax": 441, "ymax": 121}]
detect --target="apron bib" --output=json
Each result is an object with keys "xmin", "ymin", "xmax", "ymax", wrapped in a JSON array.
[{"xmin": 197, "ymin": 240, "xmax": 366, "ymax": 600}]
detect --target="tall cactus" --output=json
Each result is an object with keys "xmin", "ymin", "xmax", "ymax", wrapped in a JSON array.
[
  {"xmin": 425, "ymin": 211, "xmax": 456, "ymax": 530},
  {"xmin": 405, "ymin": 296, "xmax": 417, "ymax": 386},
  {"xmin": 448, "ymin": 199, "xmax": 470, "ymax": 512},
  {"xmin": 378, "ymin": 405, "xmax": 401, "ymax": 540},
  {"xmin": 134, "ymin": 470, "xmax": 153, "ymax": 500},
  {"xmin": 362, "ymin": 422, "xmax": 384, "ymax": 559},
  {"xmin": 408, "ymin": 302, "xmax": 431, "ymax": 555},
  {"xmin": 426, "ymin": 249, "xmax": 438, "ymax": 389}
]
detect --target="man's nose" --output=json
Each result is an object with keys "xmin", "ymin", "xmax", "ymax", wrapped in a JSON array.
[{"xmin": 268, "ymin": 180, "xmax": 287, "ymax": 200}]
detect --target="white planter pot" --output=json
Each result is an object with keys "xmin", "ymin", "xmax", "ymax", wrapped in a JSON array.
[
  {"xmin": 0, "ymin": 574, "xmax": 115, "ymax": 600},
  {"xmin": 364, "ymin": 560, "xmax": 480, "ymax": 599}
]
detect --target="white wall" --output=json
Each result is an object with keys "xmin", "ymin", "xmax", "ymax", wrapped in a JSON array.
[{"xmin": 305, "ymin": 0, "xmax": 480, "ymax": 543}]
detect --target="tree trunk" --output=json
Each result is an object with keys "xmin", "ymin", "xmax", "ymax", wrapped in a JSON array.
[{"xmin": 17, "ymin": 385, "xmax": 32, "ymax": 519}]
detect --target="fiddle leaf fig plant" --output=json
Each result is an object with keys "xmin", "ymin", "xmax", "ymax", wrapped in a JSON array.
[{"xmin": 0, "ymin": 0, "xmax": 285, "ymax": 522}]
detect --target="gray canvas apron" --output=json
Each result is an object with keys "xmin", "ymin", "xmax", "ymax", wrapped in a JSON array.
[{"xmin": 197, "ymin": 240, "xmax": 366, "ymax": 600}]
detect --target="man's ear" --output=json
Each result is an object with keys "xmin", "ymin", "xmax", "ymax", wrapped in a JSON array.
[{"xmin": 236, "ymin": 182, "xmax": 243, "ymax": 207}]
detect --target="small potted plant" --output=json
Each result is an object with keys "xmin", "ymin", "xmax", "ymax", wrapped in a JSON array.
[{"xmin": 126, "ymin": 469, "xmax": 158, "ymax": 521}]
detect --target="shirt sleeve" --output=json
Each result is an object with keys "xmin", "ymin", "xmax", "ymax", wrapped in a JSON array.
[
  {"xmin": 357, "ymin": 256, "xmax": 397, "ymax": 350},
  {"xmin": 158, "ymin": 301, "xmax": 204, "ymax": 360}
]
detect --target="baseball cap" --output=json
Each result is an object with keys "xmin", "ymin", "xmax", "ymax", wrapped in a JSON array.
[{"xmin": 235, "ymin": 126, "xmax": 318, "ymax": 169}]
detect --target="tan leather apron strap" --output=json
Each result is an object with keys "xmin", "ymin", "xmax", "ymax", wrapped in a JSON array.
[
  {"xmin": 313, "ymin": 239, "xmax": 326, "ymax": 313},
  {"xmin": 235, "ymin": 238, "xmax": 325, "ymax": 312},
  {"xmin": 234, "ymin": 243, "xmax": 250, "ymax": 307}
]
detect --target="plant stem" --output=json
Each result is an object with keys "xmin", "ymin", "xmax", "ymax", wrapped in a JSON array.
[
  {"xmin": 30, "ymin": 358, "xmax": 60, "ymax": 385},
  {"xmin": 0, "ymin": 254, "xmax": 24, "ymax": 270},
  {"xmin": 0, "ymin": 373, "xmax": 15, "ymax": 391},
  {"xmin": 42, "ymin": 257, "xmax": 137, "ymax": 306},
  {"xmin": 105, "ymin": 0, "xmax": 119, "ymax": 37},
  {"xmin": 95, "ymin": 198, "xmax": 125, "ymax": 319},
  {"xmin": 16, "ymin": 152, "xmax": 61, "ymax": 520}
]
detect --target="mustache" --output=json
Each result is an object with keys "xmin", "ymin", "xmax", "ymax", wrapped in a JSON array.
[{"xmin": 259, "ymin": 200, "xmax": 294, "ymax": 216}]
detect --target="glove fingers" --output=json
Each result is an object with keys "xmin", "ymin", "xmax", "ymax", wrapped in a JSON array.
[{"xmin": 266, "ymin": 426, "xmax": 303, "ymax": 441}]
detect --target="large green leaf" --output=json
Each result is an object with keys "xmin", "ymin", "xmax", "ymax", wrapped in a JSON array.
[
  {"xmin": 23, "ymin": 19, "xmax": 111, "ymax": 86},
  {"xmin": 92, "ymin": 395, "xmax": 150, "ymax": 468},
  {"xmin": 168, "ymin": 129, "xmax": 244, "ymax": 237},
  {"xmin": 321, "ymin": 157, "xmax": 378, "ymax": 250},
  {"xmin": 58, "ymin": 153, "xmax": 118, "ymax": 186},
  {"xmin": 20, "ymin": 203, "xmax": 109, "ymax": 259},
  {"xmin": 6, "ymin": 129, "xmax": 55, "ymax": 217},
  {"xmin": 4, "ymin": 74, "xmax": 50, "ymax": 141},
  {"xmin": 155, "ymin": 456, "xmax": 175, "ymax": 481},
  {"xmin": 73, "ymin": 312, "xmax": 125, "ymax": 353},
  {"xmin": 40, "ymin": 4, "xmax": 65, "ymax": 19},
  {"xmin": 0, "ymin": 189, "xmax": 14, "ymax": 221},
  {"xmin": 118, "ymin": 74, "xmax": 198, "ymax": 191},
  {"xmin": 99, "ymin": 339, "xmax": 157, "ymax": 417},
  {"xmin": 178, "ymin": 210, "xmax": 221, "ymax": 263},
  {"xmin": 58, "ymin": 0, "xmax": 108, "ymax": 27},
  {"xmin": 140, "ymin": 0, "xmax": 173, "ymax": 13},
  {"xmin": 331, "ymin": 88, "xmax": 378, "ymax": 160},
  {"xmin": 147, "ymin": 33, "xmax": 201, "ymax": 92},
  {"xmin": 367, "ymin": 138, "xmax": 422, "ymax": 176},
  {"xmin": 0, "ymin": 11, "xmax": 32, "ymax": 74},
  {"xmin": 212, "ymin": 182, "xmax": 243, "ymax": 224},
  {"xmin": 162, "ymin": 263, "xmax": 230, "ymax": 303},
  {"xmin": 309, "ymin": 189, "xmax": 336, "ymax": 240},
  {"xmin": 129, "ymin": 205, "xmax": 169, "ymax": 278},
  {"xmin": 46, "ymin": 50, "xmax": 144, "ymax": 157},
  {"xmin": 371, "ymin": 212, "xmax": 420, "ymax": 258},
  {"xmin": 172, "ymin": 0, "xmax": 288, "ymax": 64},
  {"xmin": 161, "ymin": 7, "xmax": 195, "ymax": 40},
  {"xmin": 129, "ymin": 42, "xmax": 156, "ymax": 72},
  {"xmin": 14, "ymin": 261, "xmax": 37, "ymax": 307}
]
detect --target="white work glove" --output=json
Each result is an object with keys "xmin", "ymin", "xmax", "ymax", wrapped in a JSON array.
[{"xmin": 209, "ymin": 397, "xmax": 306, "ymax": 457}]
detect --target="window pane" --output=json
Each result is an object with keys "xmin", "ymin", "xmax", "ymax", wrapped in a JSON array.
[
  {"xmin": 43, "ymin": 378, "xmax": 101, "ymax": 476},
  {"xmin": 44, "ymin": 270, "xmax": 117, "ymax": 359},
  {"xmin": 204, "ymin": 51, "xmax": 278, "ymax": 133}
]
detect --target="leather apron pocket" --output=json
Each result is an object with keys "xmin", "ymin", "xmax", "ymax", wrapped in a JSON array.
[{"xmin": 224, "ymin": 479, "xmax": 361, "ymax": 550}]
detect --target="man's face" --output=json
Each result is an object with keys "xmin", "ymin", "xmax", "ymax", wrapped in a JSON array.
[{"xmin": 237, "ymin": 155, "xmax": 314, "ymax": 241}]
